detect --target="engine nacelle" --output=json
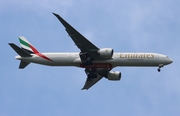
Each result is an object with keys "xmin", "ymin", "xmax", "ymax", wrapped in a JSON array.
[
  {"xmin": 107, "ymin": 71, "xmax": 121, "ymax": 80},
  {"xmin": 98, "ymin": 48, "xmax": 114, "ymax": 58}
]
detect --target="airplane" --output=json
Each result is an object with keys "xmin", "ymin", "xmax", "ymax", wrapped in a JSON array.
[{"xmin": 9, "ymin": 13, "xmax": 173, "ymax": 90}]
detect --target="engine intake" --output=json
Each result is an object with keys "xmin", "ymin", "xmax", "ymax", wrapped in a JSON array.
[
  {"xmin": 107, "ymin": 71, "xmax": 121, "ymax": 80},
  {"xmin": 98, "ymin": 48, "xmax": 114, "ymax": 58}
]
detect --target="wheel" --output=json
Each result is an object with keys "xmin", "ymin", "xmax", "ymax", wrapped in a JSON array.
[{"xmin": 157, "ymin": 68, "xmax": 160, "ymax": 72}]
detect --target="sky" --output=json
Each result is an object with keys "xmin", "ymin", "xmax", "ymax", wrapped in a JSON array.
[{"xmin": 0, "ymin": 0, "xmax": 180, "ymax": 115}]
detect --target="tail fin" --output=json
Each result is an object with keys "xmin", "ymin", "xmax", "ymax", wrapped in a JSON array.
[
  {"xmin": 19, "ymin": 36, "xmax": 40, "ymax": 54},
  {"xmin": 19, "ymin": 36, "xmax": 52, "ymax": 61},
  {"xmin": 9, "ymin": 36, "xmax": 52, "ymax": 69}
]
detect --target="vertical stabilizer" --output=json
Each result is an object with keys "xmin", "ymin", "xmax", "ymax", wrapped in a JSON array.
[
  {"xmin": 19, "ymin": 36, "xmax": 39, "ymax": 54},
  {"xmin": 19, "ymin": 36, "xmax": 52, "ymax": 61}
]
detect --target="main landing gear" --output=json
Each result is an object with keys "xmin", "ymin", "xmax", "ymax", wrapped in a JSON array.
[
  {"xmin": 79, "ymin": 52, "xmax": 93, "ymax": 66},
  {"xmin": 157, "ymin": 64, "xmax": 164, "ymax": 72},
  {"xmin": 85, "ymin": 68, "xmax": 97, "ymax": 79}
]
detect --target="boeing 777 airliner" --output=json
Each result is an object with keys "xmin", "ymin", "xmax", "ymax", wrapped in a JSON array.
[{"xmin": 9, "ymin": 13, "xmax": 173, "ymax": 90}]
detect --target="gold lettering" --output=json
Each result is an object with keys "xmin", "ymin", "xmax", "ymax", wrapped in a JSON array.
[
  {"xmin": 128, "ymin": 54, "xmax": 132, "ymax": 58},
  {"xmin": 120, "ymin": 53, "xmax": 124, "ymax": 58},
  {"xmin": 151, "ymin": 54, "xmax": 155, "ymax": 58},
  {"xmin": 146, "ymin": 54, "xmax": 149, "ymax": 58},
  {"xmin": 135, "ymin": 54, "xmax": 139, "ymax": 58},
  {"xmin": 133, "ymin": 54, "xmax": 135, "ymax": 58},
  {"xmin": 144, "ymin": 54, "xmax": 146, "ymax": 58},
  {"xmin": 125, "ymin": 54, "xmax": 127, "ymax": 58},
  {"xmin": 138, "ymin": 54, "xmax": 143, "ymax": 58},
  {"xmin": 120, "ymin": 53, "xmax": 154, "ymax": 59},
  {"xmin": 146, "ymin": 54, "xmax": 155, "ymax": 58}
]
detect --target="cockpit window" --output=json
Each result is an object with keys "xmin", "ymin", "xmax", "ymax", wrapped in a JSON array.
[{"xmin": 166, "ymin": 56, "xmax": 169, "ymax": 58}]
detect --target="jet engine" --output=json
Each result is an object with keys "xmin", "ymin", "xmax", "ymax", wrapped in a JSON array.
[
  {"xmin": 98, "ymin": 48, "xmax": 114, "ymax": 58},
  {"xmin": 106, "ymin": 71, "xmax": 121, "ymax": 80}
]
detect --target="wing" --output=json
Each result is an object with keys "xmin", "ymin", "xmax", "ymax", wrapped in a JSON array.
[
  {"xmin": 82, "ymin": 68, "xmax": 110, "ymax": 90},
  {"xmin": 53, "ymin": 13, "xmax": 109, "ymax": 90},
  {"xmin": 53, "ymin": 13, "xmax": 99, "ymax": 52},
  {"xmin": 82, "ymin": 73, "xmax": 103, "ymax": 90}
]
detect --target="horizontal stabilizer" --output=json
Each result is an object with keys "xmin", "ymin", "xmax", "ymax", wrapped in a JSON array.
[
  {"xmin": 19, "ymin": 61, "xmax": 30, "ymax": 69},
  {"xmin": 8, "ymin": 43, "xmax": 32, "ymax": 57}
]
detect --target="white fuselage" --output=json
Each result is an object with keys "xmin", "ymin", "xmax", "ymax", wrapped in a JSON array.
[{"xmin": 16, "ymin": 52, "xmax": 173, "ymax": 69}]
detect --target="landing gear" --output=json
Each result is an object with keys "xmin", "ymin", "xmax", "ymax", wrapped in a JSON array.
[
  {"xmin": 79, "ymin": 52, "xmax": 93, "ymax": 66},
  {"xmin": 157, "ymin": 64, "xmax": 164, "ymax": 72},
  {"xmin": 83, "ymin": 57, "xmax": 93, "ymax": 66},
  {"xmin": 85, "ymin": 68, "xmax": 97, "ymax": 79}
]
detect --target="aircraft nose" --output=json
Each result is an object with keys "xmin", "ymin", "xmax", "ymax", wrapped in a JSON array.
[{"xmin": 167, "ymin": 58, "xmax": 173, "ymax": 64}]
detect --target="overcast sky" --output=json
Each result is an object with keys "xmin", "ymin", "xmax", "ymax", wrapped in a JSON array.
[{"xmin": 0, "ymin": 0, "xmax": 180, "ymax": 116}]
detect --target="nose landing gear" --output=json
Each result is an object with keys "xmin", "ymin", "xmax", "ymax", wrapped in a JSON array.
[{"xmin": 157, "ymin": 64, "xmax": 164, "ymax": 72}]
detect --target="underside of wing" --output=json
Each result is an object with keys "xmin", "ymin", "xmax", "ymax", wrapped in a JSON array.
[
  {"xmin": 82, "ymin": 74, "xmax": 103, "ymax": 90},
  {"xmin": 53, "ymin": 13, "xmax": 99, "ymax": 52},
  {"xmin": 82, "ymin": 68, "xmax": 110, "ymax": 90},
  {"xmin": 53, "ymin": 13, "xmax": 113, "ymax": 66},
  {"xmin": 53, "ymin": 13, "xmax": 114, "ymax": 90}
]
